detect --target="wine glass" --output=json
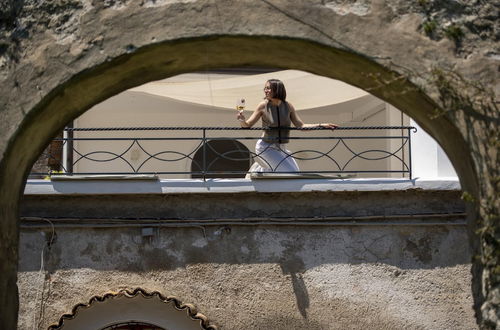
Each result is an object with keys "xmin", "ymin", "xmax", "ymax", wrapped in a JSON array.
[
  {"xmin": 236, "ymin": 98, "xmax": 245, "ymax": 112},
  {"xmin": 236, "ymin": 98, "xmax": 245, "ymax": 122}
]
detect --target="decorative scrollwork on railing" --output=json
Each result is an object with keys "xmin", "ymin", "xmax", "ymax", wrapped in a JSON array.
[{"xmin": 29, "ymin": 126, "xmax": 415, "ymax": 179}]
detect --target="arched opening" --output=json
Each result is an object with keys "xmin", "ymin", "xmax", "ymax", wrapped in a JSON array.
[
  {"xmin": 7, "ymin": 36, "xmax": 475, "ymax": 187},
  {"xmin": 191, "ymin": 139, "xmax": 251, "ymax": 179},
  {"xmin": 28, "ymin": 69, "xmax": 457, "ymax": 180},
  {"xmin": 47, "ymin": 289, "xmax": 214, "ymax": 330},
  {"xmin": 101, "ymin": 322, "xmax": 165, "ymax": 330},
  {"xmin": 1, "ymin": 36, "xmax": 479, "ymax": 329}
]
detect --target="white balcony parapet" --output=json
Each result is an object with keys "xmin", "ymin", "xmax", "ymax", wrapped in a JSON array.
[{"xmin": 24, "ymin": 177, "xmax": 460, "ymax": 195}]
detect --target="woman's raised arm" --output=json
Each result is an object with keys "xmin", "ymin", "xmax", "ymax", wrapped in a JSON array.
[{"xmin": 237, "ymin": 101, "xmax": 265, "ymax": 128}]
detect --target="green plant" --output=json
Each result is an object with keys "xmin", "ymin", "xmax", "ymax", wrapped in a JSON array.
[
  {"xmin": 422, "ymin": 20, "xmax": 437, "ymax": 36},
  {"xmin": 444, "ymin": 24, "xmax": 464, "ymax": 42},
  {"xmin": 44, "ymin": 170, "xmax": 65, "ymax": 180},
  {"xmin": 461, "ymin": 191, "xmax": 476, "ymax": 203}
]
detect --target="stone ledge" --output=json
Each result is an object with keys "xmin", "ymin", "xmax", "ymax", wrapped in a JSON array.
[{"xmin": 24, "ymin": 177, "xmax": 461, "ymax": 195}]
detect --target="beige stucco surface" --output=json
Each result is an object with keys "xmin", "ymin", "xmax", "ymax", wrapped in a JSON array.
[
  {"xmin": 130, "ymin": 70, "xmax": 370, "ymax": 110},
  {"xmin": 17, "ymin": 186, "xmax": 473, "ymax": 329},
  {"xmin": 18, "ymin": 225, "xmax": 474, "ymax": 330},
  {"xmin": 0, "ymin": 0, "xmax": 498, "ymax": 328}
]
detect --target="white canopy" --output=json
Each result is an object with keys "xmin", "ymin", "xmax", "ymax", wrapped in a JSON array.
[{"xmin": 130, "ymin": 70, "xmax": 369, "ymax": 111}]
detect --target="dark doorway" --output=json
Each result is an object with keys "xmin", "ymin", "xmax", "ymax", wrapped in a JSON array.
[
  {"xmin": 191, "ymin": 139, "xmax": 251, "ymax": 178},
  {"xmin": 100, "ymin": 321, "xmax": 166, "ymax": 330}
]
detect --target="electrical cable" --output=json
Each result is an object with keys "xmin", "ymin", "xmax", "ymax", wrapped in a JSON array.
[
  {"xmin": 33, "ymin": 218, "xmax": 55, "ymax": 330},
  {"xmin": 20, "ymin": 213, "xmax": 467, "ymax": 229}
]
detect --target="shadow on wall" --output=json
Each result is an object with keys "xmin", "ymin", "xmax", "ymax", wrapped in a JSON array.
[
  {"xmin": 19, "ymin": 224, "xmax": 470, "ymax": 317},
  {"xmin": 18, "ymin": 223, "xmax": 469, "ymax": 271}
]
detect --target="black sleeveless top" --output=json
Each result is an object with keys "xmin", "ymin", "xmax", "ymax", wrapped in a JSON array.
[{"xmin": 262, "ymin": 101, "xmax": 292, "ymax": 144}]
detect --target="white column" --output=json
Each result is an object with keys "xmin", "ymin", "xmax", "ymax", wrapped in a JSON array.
[{"xmin": 410, "ymin": 119, "xmax": 457, "ymax": 178}]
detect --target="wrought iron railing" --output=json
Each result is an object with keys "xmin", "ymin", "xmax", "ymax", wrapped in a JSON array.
[{"xmin": 29, "ymin": 126, "xmax": 416, "ymax": 180}]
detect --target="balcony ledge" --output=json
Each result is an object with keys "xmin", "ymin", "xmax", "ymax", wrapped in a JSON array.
[{"xmin": 24, "ymin": 177, "xmax": 461, "ymax": 195}]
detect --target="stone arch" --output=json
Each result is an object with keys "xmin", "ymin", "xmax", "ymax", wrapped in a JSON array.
[
  {"xmin": 47, "ymin": 288, "xmax": 216, "ymax": 330},
  {"xmin": 0, "ymin": 36, "xmax": 483, "ymax": 328},
  {"xmin": 3, "ymin": 36, "xmax": 477, "ymax": 188}
]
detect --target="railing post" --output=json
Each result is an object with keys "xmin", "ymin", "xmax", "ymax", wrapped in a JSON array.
[
  {"xmin": 202, "ymin": 128, "xmax": 206, "ymax": 181},
  {"xmin": 66, "ymin": 123, "xmax": 74, "ymax": 175},
  {"xmin": 408, "ymin": 127, "xmax": 413, "ymax": 180}
]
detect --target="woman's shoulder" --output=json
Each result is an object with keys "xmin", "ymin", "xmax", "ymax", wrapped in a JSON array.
[
  {"xmin": 284, "ymin": 100, "xmax": 295, "ymax": 111},
  {"xmin": 257, "ymin": 100, "xmax": 268, "ymax": 110}
]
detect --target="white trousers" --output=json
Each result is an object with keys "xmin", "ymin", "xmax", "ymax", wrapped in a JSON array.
[{"xmin": 248, "ymin": 139, "xmax": 299, "ymax": 174}]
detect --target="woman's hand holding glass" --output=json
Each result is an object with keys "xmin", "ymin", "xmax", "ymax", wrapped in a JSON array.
[
  {"xmin": 237, "ymin": 111, "xmax": 246, "ymax": 122},
  {"xmin": 236, "ymin": 98, "xmax": 246, "ymax": 122}
]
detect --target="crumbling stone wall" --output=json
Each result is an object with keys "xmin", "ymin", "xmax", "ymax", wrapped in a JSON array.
[{"xmin": 0, "ymin": 0, "xmax": 498, "ymax": 328}]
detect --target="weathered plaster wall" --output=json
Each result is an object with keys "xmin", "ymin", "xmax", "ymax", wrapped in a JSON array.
[
  {"xmin": 18, "ymin": 188, "xmax": 472, "ymax": 329},
  {"xmin": 1, "ymin": 0, "xmax": 498, "ymax": 328},
  {"xmin": 18, "ymin": 225, "xmax": 473, "ymax": 330}
]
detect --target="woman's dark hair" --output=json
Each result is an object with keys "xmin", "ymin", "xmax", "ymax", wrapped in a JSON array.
[{"xmin": 267, "ymin": 79, "xmax": 287, "ymax": 101}]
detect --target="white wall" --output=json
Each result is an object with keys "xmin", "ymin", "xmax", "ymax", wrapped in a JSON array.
[{"xmin": 410, "ymin": 119, "xmax": 457, "ymax": 178}]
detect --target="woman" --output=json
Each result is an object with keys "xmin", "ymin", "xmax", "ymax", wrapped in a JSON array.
[{"xmin": 237, "ymin": 79, "xmax": 337, "ymax": 174}]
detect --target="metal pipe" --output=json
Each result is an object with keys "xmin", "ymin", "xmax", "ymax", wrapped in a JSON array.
[
  {"xmin": 21, "ymin": 213, "xmax": 466, "ymax": 221},
  {"xmin": 19, "ymin": 221, "xmax": 467, "ymax": 229},
  {"xmin": 36, "ymin": 170, "xmax": 413, "ymax": 176},
  {"xmin": 20, "ymin": 212, "xmax": 467, "ymax": 229},
  {"xmin": 51, "ymin": 136, "xmax": 415, "ymax": 141},
  {"xmin": 64, "ymin": 126, "xmax": 416, "ymax": 131}
]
